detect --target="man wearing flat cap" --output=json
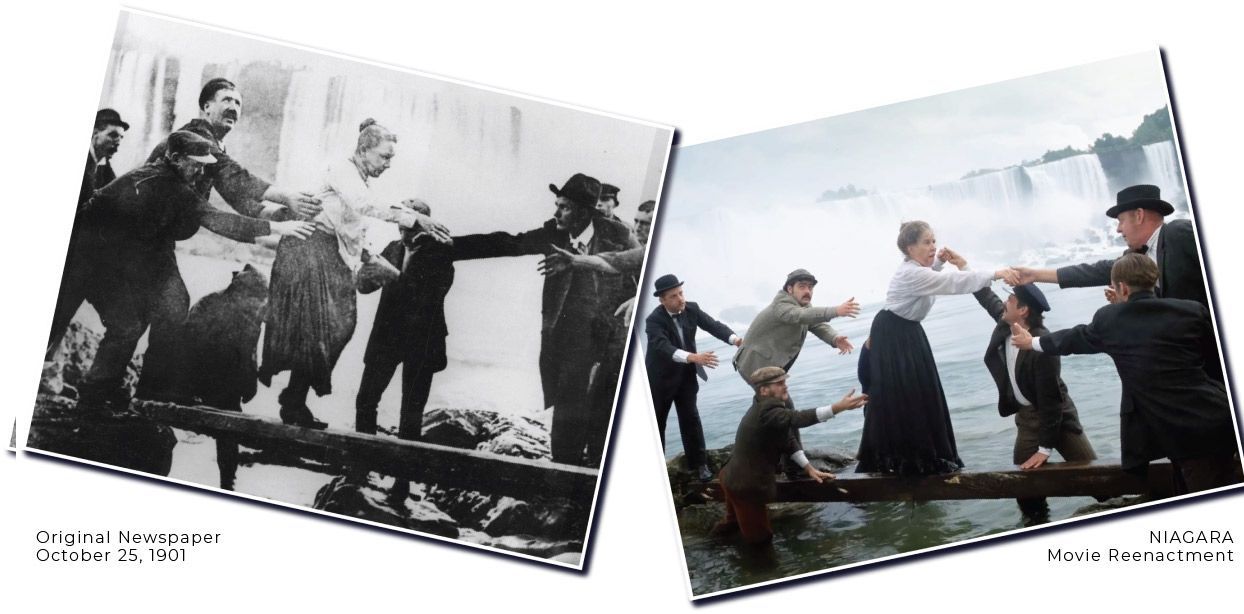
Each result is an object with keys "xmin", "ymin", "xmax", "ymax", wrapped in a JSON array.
[
  {"xmin": 1013, "ymin": 254, "xmax": 1241, "ymax": 494},
  {"xmin": 645, "ymin": 274, "xmax": 740, "ymax": 481},
  {"xmin": 67, "ymin": 130, "xmax": 313, "ymax": 413},
  {"xmin": 452, "ymin": 173, "xmax": 639, "ymax": 466},
  {"xmin": 966, "ymin": 244, "xmax": 1095, "ymax": 525},
  {"xmin": 712, "ymin": 366, "xmax": 866, "ymax": 545},
  {"xmin": 1013, "ymin": 184, "xmax": 1220, "ymax": 381},
  {"xmin": 733, "ymin": 269, "xmax": 858, "ymax": 383}
]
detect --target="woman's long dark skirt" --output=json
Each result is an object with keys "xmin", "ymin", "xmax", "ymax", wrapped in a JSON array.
[
  {"xmin": 259, "ymin": 230, "xmax": 357, "ymax": 398},
  {"xmin": 855, "ymin": 308, "xmax": 963, "ymax": 475}
]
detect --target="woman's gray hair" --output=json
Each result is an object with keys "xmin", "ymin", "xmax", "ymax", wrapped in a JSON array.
[
  {"xmin": 356, "ymin": 118, "xmax": 397, "ymax": 155},
  {"xmin": 897, "ymin": 220, "xmax": 931, "ymax": 257}
]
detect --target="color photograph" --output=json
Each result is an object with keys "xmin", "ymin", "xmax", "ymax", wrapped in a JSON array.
[
  {"xmin": 26, "ymin": 9, "xmax": 671, "ymax": 567},
  {"xmin": 639, "ymin": 51, "xmax": 1243, "ymax": 596}
]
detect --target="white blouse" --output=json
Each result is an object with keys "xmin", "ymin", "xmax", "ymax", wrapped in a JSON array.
[
  {"xmin": 883, "ymin": 258, "xmax": 994, "ymax": 321},
  {"xmin": 313, "ymin": 158, "xmax": 419, "ymax": 271}
]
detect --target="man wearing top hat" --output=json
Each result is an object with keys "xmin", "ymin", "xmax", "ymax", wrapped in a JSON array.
[
  {"xmin": 452, "ymin": 173, "xmax": 639, "ymax": 466},
  {"xmin": 644, "ymin": 274, "xmax": 740, "ymax": 481},
  {"xmin": 1013, "ymin": 254, "xmax": 1241, "ymax": 494},
  {"xmin": 70, "ymin": 131, "xmax": 314, "ymax": 413},
  {"xmin": 1012, "ymin": 184, "xmax": 1221, "ymax": 381},
  {"xmin": 966, "ymin": 246, "xmax": 1096, "ymax": 525},
  {"xmin": 712, "ymin": 366, "xmax": 866, "ymax": 545}
]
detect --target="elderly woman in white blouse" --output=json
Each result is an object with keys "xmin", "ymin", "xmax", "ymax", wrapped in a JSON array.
[
  {"xmin": 855, "ymin": 220, "xmax": 1017, "ymax": 475},
  {"xmin": 259, "ymin": 118, "xmax": 449, "ymax": 429}
]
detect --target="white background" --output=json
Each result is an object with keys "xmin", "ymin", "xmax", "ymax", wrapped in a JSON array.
[{"xmin": 2, "ymin": 0, "xmax": 1242, "ymax": 610}]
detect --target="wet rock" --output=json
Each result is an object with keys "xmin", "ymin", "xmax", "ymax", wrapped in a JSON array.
[
  {"xmin": 28, "ymin": 395, "xmax": 176, "ymax": 476},
  {"xmin": 421, "ymin": 408, "xmax": 549, "ymax": 459},
  {"xmin": 458, "ymin": 528, "xmax": 583, "ymax": 560},
  {"xmin": 42, "ymin": 321, "xmax": 142, "ymax": 398},
  {"xmin": 313, "ymin": 474, "xmax": 459, "ymax": 539},
  {"xmin": 666, "ymin": 445, "xmax": 853, "ymax": 507}
]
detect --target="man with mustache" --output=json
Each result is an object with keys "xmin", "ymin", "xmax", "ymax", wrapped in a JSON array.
[
  {"xmin": 452, "ymin": 173, "xmax": 639, "ymax": 466},
  {"xmin": 137, "ymin": 77, "xmax": 326, "ymax": 402},
  {"xmin": 71, "ymin": 131, "xmax": 313, "ymax": 413}
]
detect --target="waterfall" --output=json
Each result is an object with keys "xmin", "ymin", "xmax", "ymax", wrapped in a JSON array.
[{"xmin": 1141, "ymin": 141, "xmax": 1186, "ymax": 207}]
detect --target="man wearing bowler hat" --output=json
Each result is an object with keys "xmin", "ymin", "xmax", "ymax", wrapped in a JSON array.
[
  {"xmin": 968, "ymin": 252, "xmax": 1096, "ymax": 525},
  {"xmin": 1012, "ymin": 184, "xmax": 1221, "ymax": 381},
  {"xmin": 644, "ymin": 274, "xmax": 740, "ymax": 481},
  {"xmin": 70, "ymin": 131, "xmax": 313, "ymax": 413},
  {"xmin": 452, "ymin": 173, "xmax": 639, "ymax": 466},
  {"xmin": 81, "ymin": 109, "xmax": 129, "ymax": 205}
]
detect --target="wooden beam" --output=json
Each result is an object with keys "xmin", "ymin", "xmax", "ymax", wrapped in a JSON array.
[
  {"xmin": 690, "ymin": 461, "xmax": 1175, "ymax": 503},
  {"xmin": 106, "ymin": 399, "xmax": 599, "ymax": 499}
]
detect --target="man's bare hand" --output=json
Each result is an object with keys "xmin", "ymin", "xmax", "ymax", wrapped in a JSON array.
[
  {"xmin": 270, "ymin": 220, "xmax": 315, "ymax": 240},
  {"xmin": 1019, "ymin": 451, "xmax": 1050, "ymax": 470},
  {"xmin": 1010, "ymin": 322, "xmax": 1034, "ymax": 350},
  {"xmin": 833, "ymin": 335, "xmax": 854, "ymax": 354},
  {"xmin": 732, "ymin": 336, "xmax": 743, "ymax": 348},
  {"xmin": 831, "ymin": 388, "xmax": 869, "ymax": 414},
  {"xmin": 269, "ymin": 188, "xmax": 323, "ymax": 218},
  {"xmin": 688, "ymin": 351, "xmax": 719, "ymax": 369},
  {"xmin": 836, "ymin": 297, "xmax": 860, "ymax": 318},
  {"xmin": 803, "ymin": 464, "xmax": 836, "ymax": 483},
  {"xmin": 537, "ymin": 246, "xmax": 576, "ymax": 276},
  {"xmin": 1104, "ymin": 286, "xmax": 1121, "ymax": 305}
]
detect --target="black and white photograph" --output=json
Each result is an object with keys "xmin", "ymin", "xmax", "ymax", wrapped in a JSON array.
[
  {"xmin": 23, "ymin": 9, "xmax": 671, "ymax": 567},
  {"xmin": 640, "ymin": 51, "xmax": 1244, "ymax": 597}
]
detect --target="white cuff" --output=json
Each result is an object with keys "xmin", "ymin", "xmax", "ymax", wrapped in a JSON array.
[
  {"xmin": 1030, "ymin": 337, "xmax": 1043, "ymax": 353},
  {"xmin": 728, "ymin": 334, "xmax": 740, "ymax": 346},
  {"xmin": 672, "ymin": 349, "xmax": 691, "ymax": 363},
  {"xmin": 815, "ymin": 405, "xmax": 835, "ymax": 422},
  {"xmin": 1037, "ymin": 447, "xmax": 1053, "ymax": 457},
  {"xmin": 790, "ymin": 450, "xmax": 810, "ymax": 469}
]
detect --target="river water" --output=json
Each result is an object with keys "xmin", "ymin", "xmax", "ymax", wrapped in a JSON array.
[{"xmin": 665, "ymin": 285, "xmax": 1132, "ymax": 595}]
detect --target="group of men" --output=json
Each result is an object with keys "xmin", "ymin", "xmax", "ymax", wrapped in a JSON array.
[
  {"xmin": 56, "ymin": 77, "xmax": 658, "ymax": 480},
  {"xmin": 647, "ymin": 183, "xmax": 1241, "ymax": 545}
]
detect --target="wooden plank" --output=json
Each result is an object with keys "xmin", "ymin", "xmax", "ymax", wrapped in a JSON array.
[
  {"xmin": 54, "ymin": 399, "xmax": 598, "ymax": 499},
  {"xmin": 691, "ymin": 461, "xmax": 1175, "ymax": 503}
]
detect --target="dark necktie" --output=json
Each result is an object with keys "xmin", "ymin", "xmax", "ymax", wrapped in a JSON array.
[{"xmin": 1130, "ymin": 245, "xmax": 1149, "ymax": 255}]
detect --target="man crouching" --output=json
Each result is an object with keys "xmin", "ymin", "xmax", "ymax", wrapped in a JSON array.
[{"xmin": 713, "ymin": 367, "xmax": 867, "ymax": 545}]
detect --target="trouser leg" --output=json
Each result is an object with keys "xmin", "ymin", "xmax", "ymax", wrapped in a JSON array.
[
  {"xmin": 46, "ymin": 250, "xmax": 92, "ymax": 358},
  {"xmin": 719, "ymin": 482, "xmax": 772, "ymax": 545},
  {"xmin": 1012, "ymin": 407, "xmax": 1049, "ymax": 524},
  {"xmin": 398, "ymin": 360, "xmax": 434, "ymax": 441},
  {"xmin": 652, "ymin": 387, "xmax": 674, "ymax": 453},
  {"xmin": 78, "ymin": 280, "xmax": 151, "ymax": 409},
  {"xmin": 549, "ymin": 358, "xmax": 594, "ymax": 465},
  {"xmin": 672, "ymin": 377, "xmax": 706, "ymax": 468},
  {"xmin": 1174, "ymin": 453, "xmax": 1244, "ymax": 494},
  {"xmin": 135, "ymin": 269, "xmax": 190, "ymax": 400},
  {"xmin": 354, "ymin": 358, "xmax": 399, "ymax": 435}
]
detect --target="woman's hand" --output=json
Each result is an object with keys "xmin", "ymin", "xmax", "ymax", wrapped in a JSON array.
[
  {"xmin": 994, "ymin": 267, "xmax": 1020, "ymax": 285},
  {"xmin": 938, "ymin": 246, "xmax": 967, "ymax": 269},
  {"xmin": 270, "ymin": 220, "xmax": 315, "ymax": 240}
]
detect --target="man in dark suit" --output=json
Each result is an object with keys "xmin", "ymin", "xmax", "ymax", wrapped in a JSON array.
[
  {"xmin": 452, "ymin": 173, "xmax": 639, "ymax": 466},
  {"xmin": 47, "ymin": 109, "xmax": 132, "ymax": 360},
  {"xmin": 1013, "ymin": 184, "xmax": 1221, "ymax": 381},
  {"xmin": 1013, "ymin": 254, "xmax": 1241, "ymax": 494},
  {"xmin": 713, "ymin": 366, "xmax": 866, "ymax": 545},
  {"xmin": 82, "ymin": 109, "xmax": 128, "ymax": 205},
  {"xmin": 355, "ymin": 201, "xmax": 455, "ymax": 501},
  {"xmin": 644, "ymin": 274, "xmax": 741, "ymax": 481},
  {"xmin": 970, "ymin": 265, "xmax": 1096, "ymax": 525}
]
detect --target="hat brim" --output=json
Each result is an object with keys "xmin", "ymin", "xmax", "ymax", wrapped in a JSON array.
[
  {"xmin": 187, "ymin": 153, "xmax": 217, "ymax": 164},
  {"xmin": 653, "ymin": 281, "xmax": 684, "ymax": 297},
  {"xmin": 1106, "ymin": 198, "xmax": 1174, "ymax": 218},
  {"xmin": 752, "ymin": 374, "xmax": 790, "ymax": 388}
]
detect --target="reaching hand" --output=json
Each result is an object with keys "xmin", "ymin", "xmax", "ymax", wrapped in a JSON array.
[
  {"xmin": 938, "ymin": 247, "xmax": 967, "ymax": 269},
  {"xmin": 1104, "ymin": 286, "xmax": 1121, "ymax": 305},
  {"xmin": 836, "ymin": 296, "xmax": 860, "ymax": 318},
  {"xmin": 537, "ymin": 246, "xmax": 576, "ymax": 277},
  {"xmin": 995, "ymin": 267, "xmax": 1021, "ymax": 286},
  {"xmin": 273, "ymin": 188, "xmax": 323, "ymax": 218},
  {"xmin": 1010, "ymin": 322, "xmax": 1034, "ymax": 350},
  {"xmin": 732, "ymin": 336, "xmax": 744, "ymax": 348},
  {"xmin": 831, "ymin": 388, "xmax": 869, "ymax": 414},
  {"xmin": 833, "ymin": 335, "xmax": 854, "ymax": 354},
  {"xmin": 270, "ymin": 220, "xmax": 315, "ymax": 240},
  {"xmin": 688, "ymin": 351, "xmax": 719, "ymax": 369},
  {"xmin": 1019, "ymin": 451, "xmax": 1050, "ymax": 470},
  {"xmin": 1010, "ymin": 266, "xmax": 1038, "ymax": 286},
  {"xmin": 803, "ymin": 464, "xmax": 836, "ymax": 483},
  {"xmin": 614, "ymin": 297, "xmax": 636, "ymax": 319},
  {"xmin": 413, "ymin": 211, "xmax": 452, "ymax": 245}
]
